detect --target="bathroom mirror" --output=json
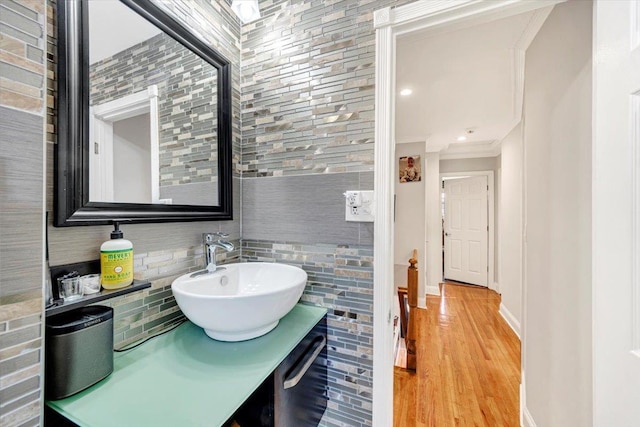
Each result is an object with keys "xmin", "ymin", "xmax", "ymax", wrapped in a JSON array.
[{"xmin": 55, "ymin": 0, "xmax": 232, "ymax": 226}]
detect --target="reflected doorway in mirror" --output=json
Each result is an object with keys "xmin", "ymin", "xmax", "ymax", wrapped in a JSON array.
[{"xmin": 90, "ymin": 86, "xmax": 162, "ymax": 204}]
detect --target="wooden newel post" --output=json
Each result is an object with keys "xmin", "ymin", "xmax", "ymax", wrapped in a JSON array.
[{"xmin": 406, "ymin": 249, "xmax": 418, "ymax": 371}]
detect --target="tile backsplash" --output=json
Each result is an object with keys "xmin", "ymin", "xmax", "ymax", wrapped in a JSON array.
[
  {"xmin": 0, "ymin": 297, "xmax": 43, "ymax": 427},
  {"xmin": 104, "ymin": 241, "xmax": 240, "ymax": 349},
  {"xmin": 0, "ymin": 0, "xmax": 46, "ymax": 114},
  {"xmin": 242, "ymin": 240, "xmax": 374, "ymax": 427}
]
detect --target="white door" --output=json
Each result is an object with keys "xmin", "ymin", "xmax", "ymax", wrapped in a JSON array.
[
  {"xmin": 443, "ymin": 176, "xmax": 488, "ymax": 286},
  {"xmin": 593, "ymin": 1, "xmax": 640, "ymax": 425}
]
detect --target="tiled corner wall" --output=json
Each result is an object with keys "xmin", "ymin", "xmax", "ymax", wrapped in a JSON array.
[
  {"xmin": 0, "ymin": 1, "xmax": 46, "ymax": 426},
  {"xmin": 239, "ymin": 1, "xmax": 413, "ymax": 425},
  {"xmin": 46, "ymin": 0, "xmax": 242, "ymax": 360},
  {"xmin": 241, "ymin": 0, "xmax": 411, "ymax": 178},
  {"xmin": 242, "ymin": 240, "xmax": 374, "ymax": 425}
]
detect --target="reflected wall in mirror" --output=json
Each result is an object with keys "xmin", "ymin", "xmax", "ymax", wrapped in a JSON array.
[
  {"xmin": 88, "ymin": 0, "xmax": 219, "ymax": 206},
  {"xmin": 55, "ymin": 0, "xmax": 232, "ymax": 226}
]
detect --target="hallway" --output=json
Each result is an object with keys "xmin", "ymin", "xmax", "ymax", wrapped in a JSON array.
[{"xmin": 394, "ymin": 283, "xmax": 521, "ymax": 426}]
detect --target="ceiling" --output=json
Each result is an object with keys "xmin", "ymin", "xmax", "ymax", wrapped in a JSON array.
[
  {"xmin": 88, "ymin": 0, "xmax": 161, "ymax": 65},
  {"xmin": 395, "ymin": 7, "xmax": 553, "ymax": 158}
]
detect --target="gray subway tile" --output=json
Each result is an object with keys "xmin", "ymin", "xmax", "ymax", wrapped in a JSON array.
[
  {"xmin": 0, "ymin": 324, "xmax": 40, "ymax": 350},
  {"xmin": 25, "ymin": 44, "xmax": 43, "ymax": 63},
  {"xmin": 15, "ymin": 414, "xmax": 40, "ymax": 427},
  {"xmin": 0, "ymin": 0, "xmax": 38, "ymax": 21},
  {"xmin": 0, "ymin": 349, "xmax": 40, "ymax": 377},
  {"xmin": 7, "ymin": 314, "xmax": 40, "ymax": 330},
  {"xmin": 0, "ymin": 376, "xmax": 39, "ymax": 409},
  {"xmin": 0, "ymin": 390, "xmax": 40, "ymax": 418},
  {"xmin": 0, "ymin": 5, "xmax": 41, "ymax": 37},
  {"xmin": 0, "ymin": 62, "xmax": 42, "ymax": 89}
]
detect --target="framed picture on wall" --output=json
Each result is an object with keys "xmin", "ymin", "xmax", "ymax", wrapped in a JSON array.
[{"xmin": 399, "ymin": 155, "xmax": 421, "ymax": 183}]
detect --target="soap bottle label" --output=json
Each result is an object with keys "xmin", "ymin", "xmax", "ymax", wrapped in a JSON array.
[{"xmin": 100, "ymin": 249, "xmax": 133, "ymax": 286}]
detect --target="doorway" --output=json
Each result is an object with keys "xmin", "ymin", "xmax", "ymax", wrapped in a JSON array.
[
  {"xmin": 441, "ymin": 171, "xmax": 495, "ymax": 289},
  {"xmin": 372, "ymin": 1, "xmax": 562, "ymax": 425},
  {"xmin": 89, "ymin": 86, "xmax": 162, "ymax": 204}
]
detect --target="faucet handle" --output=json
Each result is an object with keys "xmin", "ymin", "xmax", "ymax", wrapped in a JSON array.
[{"xmin": 203, "ymin": 232, "xmax": 229, "ymax": 243}]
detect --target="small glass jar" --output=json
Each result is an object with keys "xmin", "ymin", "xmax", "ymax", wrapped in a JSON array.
[
  {"xmin": 59, "ymin": 276, "xmax": 83, "ymax": 301},
  {"xmin": 80, "ymin": 274, "xmax": 101, "ymax": 294}
]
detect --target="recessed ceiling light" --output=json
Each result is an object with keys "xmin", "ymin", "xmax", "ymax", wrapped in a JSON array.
[
  {"xmin": 457, "ymin": 135, "xmax": 467, "ymax": 142},
  {"xmin": 399, "ymin": 89, "xmax": 412, "ymax": 96}
]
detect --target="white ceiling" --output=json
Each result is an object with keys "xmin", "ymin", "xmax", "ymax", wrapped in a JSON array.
[
  {"xmin": 88, "ymin": 0, "xmax": 162, "ymax": 65},
  {"xmin": 395, "ymin": 7, "xmax": 552, "ymax": 157}
]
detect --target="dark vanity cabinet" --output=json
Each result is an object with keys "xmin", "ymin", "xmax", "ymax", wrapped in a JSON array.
[{"xmin": 231, "ymin": 316, "xmax": 328, "ymax": 427}]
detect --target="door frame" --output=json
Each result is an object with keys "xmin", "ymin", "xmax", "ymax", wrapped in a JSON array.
[
  {"xmin": 90, "ymin": 85, "xmax": 161, "ymax": 203},
  {"xmin": 592, "ymin": 0, "xmax": 640, "ymax": 424},
  {"xmin": 440, "ymin": 170, "xmax": 495, "ymax": 291},
  {"xmin": 371, "ymin": 1, "xmax": 565, "ymax": 425}
]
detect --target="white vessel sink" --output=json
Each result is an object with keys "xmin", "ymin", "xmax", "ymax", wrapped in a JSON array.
[{"xmin": 171, "ymin": 262, "xmax": 307, "ymax": 341}]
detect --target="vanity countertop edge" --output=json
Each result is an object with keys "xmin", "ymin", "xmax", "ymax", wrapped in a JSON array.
[{"xmin": 46, "ymin": 303, "xmax": 328, "ymax": 427}]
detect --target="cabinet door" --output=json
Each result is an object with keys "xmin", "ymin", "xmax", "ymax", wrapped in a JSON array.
[{"xmin": 274, "ymin": 316, "xmax": 327, "ymax": 427}]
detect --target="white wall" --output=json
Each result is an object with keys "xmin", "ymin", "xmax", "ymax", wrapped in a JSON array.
[
  {"xmin": 395, "ymin": 142, "xmax": 426, "ymax": 301},
  {"xmin": 499, "ymin": 122, "xmax": 523, "ymax": 337},
  {"xmin": 424, "ymin": 153, "xmax": 441, "ymax": 297},
  {"xmin": 88, "ymin": 0, "xmax": 161, "ymax": 64},
  {"xmin": 522, "ymin": 1, "xmax": 592, "ymax": 426},
  {"xmin": 440, "ymin": 157, "xmax": 498, "ymax": 174},
  {"xmin": 113, "ymin": 113, "xmax": 151, "ymax": 203}
]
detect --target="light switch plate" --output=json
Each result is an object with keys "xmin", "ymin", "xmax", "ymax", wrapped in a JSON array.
[{"xmin": 345, "ymin": 190, "xmax": 374, "ymax": 222}]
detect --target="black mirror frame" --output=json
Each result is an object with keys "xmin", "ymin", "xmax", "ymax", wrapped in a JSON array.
[{"xmin": 54, "ymin": 0, "xmax": 232, "ymax": 226}]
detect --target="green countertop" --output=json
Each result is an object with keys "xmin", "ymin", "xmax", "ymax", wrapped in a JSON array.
[{"xmin": 46, "ymin": 304, "xmax": 327, "ymax": 427}]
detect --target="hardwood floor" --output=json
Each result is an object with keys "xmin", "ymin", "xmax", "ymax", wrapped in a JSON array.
[{"xmin": 393, "ymin": 282, "xmax": 521, "ymax": 427}]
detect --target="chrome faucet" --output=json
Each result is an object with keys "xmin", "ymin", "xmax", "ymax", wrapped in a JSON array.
[{"xmin": 203, "ymin": 232, "xmax": 234, "ymax": 273}]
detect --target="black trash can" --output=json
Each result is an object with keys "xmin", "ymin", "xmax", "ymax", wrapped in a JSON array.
[{"xmin": 45, "ymin": 306, "xmax": 114, "ymax": 400}]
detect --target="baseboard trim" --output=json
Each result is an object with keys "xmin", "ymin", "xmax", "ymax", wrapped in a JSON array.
[
  {"xmin": 520, "ymin": 382, "xmax": 525, "ymax": 426},
  {"xmin": 426, "ymin": 285, "xmax": 440, "ymax": 296},
  {"xmin": 523, "ymin": 407, "xmax": 537, "ymax": 427},
  {"xmin": 499, "ymin": 302, "xmax": 521, "ymax": 340}
]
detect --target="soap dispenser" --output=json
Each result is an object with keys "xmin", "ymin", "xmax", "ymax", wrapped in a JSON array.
[{"xmin": 100, "ymin": 221, "xmax": 134, "ymax": 289}]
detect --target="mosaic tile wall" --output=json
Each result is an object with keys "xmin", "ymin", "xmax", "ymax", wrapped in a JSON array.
[
  {"xmin": 241, "ymin": 0, "xmax": 412, "ymax": 177},
  {"xmin": 155, "ymin": 0, "xmax": 242, "ymax": 177},
  {"xmin": 0, "ymin": 0, "xmax": 46, "ymax": 426},
  {"xmin": 90, "ymin": 32, "xmax": 219, "ymax": 189},
  {"xmin": 242, "ymin": 240, "xmax": 374, "ymax": 427},
  {"xmin": 239, "ymin": 1, "xmax": 413, "ymax": 425},
  {"xmin": 0, "ymin": 0, "xmax": 45, "ymax": 112},
  {"xmin": 0, "ymin": 297, "xmax": 42, "ymax": 427}
]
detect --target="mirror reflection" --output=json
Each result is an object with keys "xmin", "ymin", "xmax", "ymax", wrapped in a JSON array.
[{"xmin": 87, "ymin": 0, "xmax": 219, "ymax": 206}]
